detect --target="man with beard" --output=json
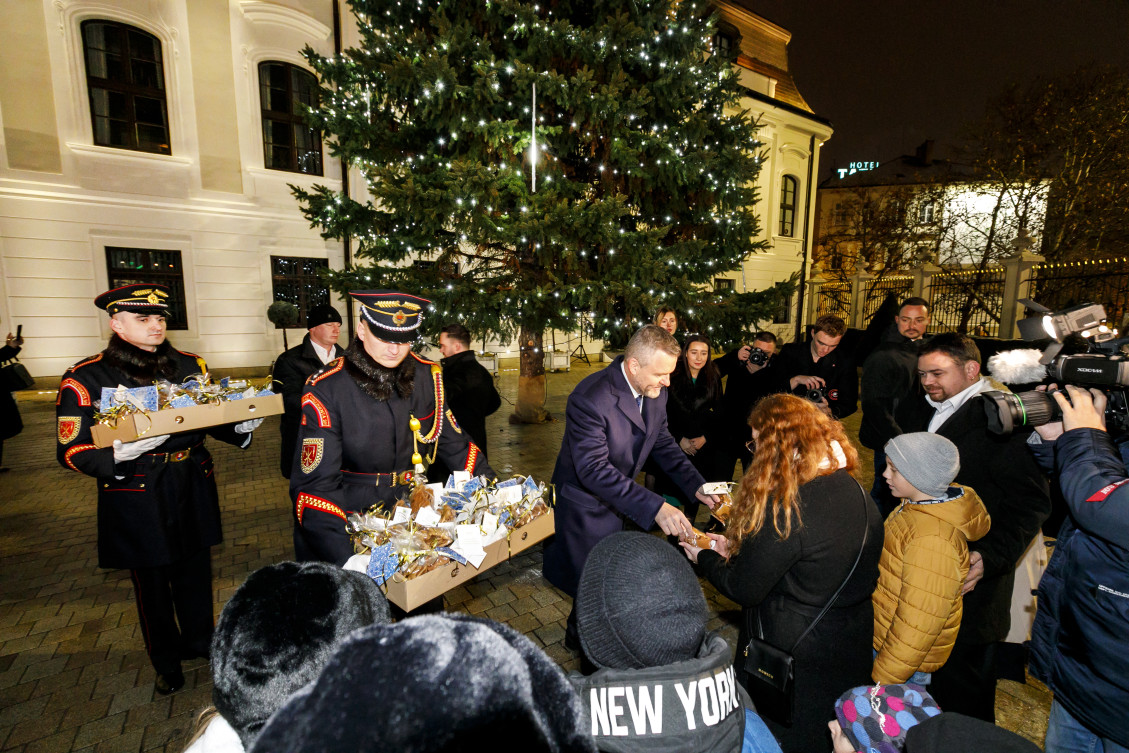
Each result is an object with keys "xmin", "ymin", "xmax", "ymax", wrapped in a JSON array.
[
  {"xmin": 290, "ymin": 290, "xmax": 493, "ymax": 566},
  {"xmin": 55, "ymin": 284, "xmax": 261, "ymax": 694}
]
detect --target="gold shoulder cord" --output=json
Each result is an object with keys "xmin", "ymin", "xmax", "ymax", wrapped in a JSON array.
[{"xmin": 409, "ymin": 364, "xmax": 446, "ymax": 479}]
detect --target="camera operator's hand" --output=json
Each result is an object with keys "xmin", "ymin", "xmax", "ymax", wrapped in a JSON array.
[
  {"xmin": 961, "ymin": 551, "xmax": 984, "ymax": 595},
  {"xmin": 1053, "ymin": 385, "xmax": 1108, "ymax": 433},
  {"xmin": 789, "ymin": 375, "xmax": 825, "ymax": 391},
  {"xmin": 737, "ymin": 344, "xmax": 752, "ymax": 362}
]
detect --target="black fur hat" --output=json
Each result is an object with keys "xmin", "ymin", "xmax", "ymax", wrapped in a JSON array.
[
  {"xmin": 248, "ymin": 613, "xmax": 596, "ymax": 753},
  {"xmin": 211, "ymin": 562, "xmax": 390, "ymax": 748}
]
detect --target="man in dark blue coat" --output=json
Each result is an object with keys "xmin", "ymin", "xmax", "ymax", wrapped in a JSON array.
[
  {"xmin": 543, "ymin": 325, "xmax": 718, "ymax": 647},
  {"xmin": 1028, "ymin": 385, "xmax": 1129, "ymax": 752}
]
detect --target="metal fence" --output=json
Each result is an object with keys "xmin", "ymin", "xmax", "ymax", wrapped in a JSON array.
[
  {"xmin": 812, "ymin": 280, "xmax": 851, "ymax": 319},
  {"xmin": 927, "ymin": 267, "xmax": 1007, "ymax": 336},
  {"xmin": 861, "ymin": 276, "xmax": 914, "ymax": 325},
  {"xmin": 1029, "ymin": 257, "xmax": 1129, "ymax": 328}
]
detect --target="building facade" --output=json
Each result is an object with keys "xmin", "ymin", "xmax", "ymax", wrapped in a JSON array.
[{"xmin": 0, "ymin": 1, "xmax": 830, "ymax": 379}]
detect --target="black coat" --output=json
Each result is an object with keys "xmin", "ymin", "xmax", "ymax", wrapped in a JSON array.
[
  {"xmin": 895, "ymin": 390, "xmax": 1051, "ymax": 644},
  {"xmin": 290, "ymin": 348, "xmax": 494, "ymax": 565},
  {"xmin": 272, "ymin": 334, "xmax": 343, "ymax": 478},
  {"xmin": 773, "ymin": 341, "xmax": 858, "ymax": 419},
  {"xmin": 858, "ymin": 330, "xmax": 920, "ymax": 450},
  {"xmin": 438, "ymin": 350, "xmax": 500, "ymax": 453},
  {"xmin": 697, "ymin": 469, "xmax": 883, "ymax": 753},
  {"xmin": 1, "ymin": 344, "xmax": 22, "ymax": 441},
  {"xmin": 716, "ymin": 348, "xmax": 780, "ymax": 445},
  {"xmin": 55, "ymin": 336, "xmax": 247, "ymax": 569}
]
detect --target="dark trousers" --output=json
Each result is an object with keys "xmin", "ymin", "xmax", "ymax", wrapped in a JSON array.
[
  {"xmin": 870, "ymin": 447, "xmax": 900, "ymax": 519},
  {"xmin": 929, "ymin": 640, "xmax": 999, "ymax": 723},
  {"xmin": 129, "ymin": 548, "xmax": 214, "ymax": 677}
]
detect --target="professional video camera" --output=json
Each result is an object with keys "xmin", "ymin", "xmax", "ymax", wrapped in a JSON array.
[{"xmin": 982, "ymin": 302, "xmax": 1129, "ymax": 435}]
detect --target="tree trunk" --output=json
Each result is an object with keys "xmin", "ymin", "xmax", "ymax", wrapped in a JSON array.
[{"xmin": 511, "ymin": 327, "xmax": 551, "ymax": 424}]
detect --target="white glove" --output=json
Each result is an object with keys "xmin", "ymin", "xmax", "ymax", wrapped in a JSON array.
[
  {"xmin": 234, "ymin": 418, "xmax": 265, "ymax": 434},
  {"xmin": 112, "ymin": 434, "xmax": 170, "ymax": 463}
]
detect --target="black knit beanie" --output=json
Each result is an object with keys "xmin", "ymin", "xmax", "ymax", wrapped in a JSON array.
[
  {"xmin": 211, "ymin": 561, "xmax": 390, "ymax": 749},
  {"xmin": 248, "ymin": 613, "xmax": 596, "ymax": 753},
  {"xmin": 576, "ymin": 531, "xmax": 708, "ymax": 669}
]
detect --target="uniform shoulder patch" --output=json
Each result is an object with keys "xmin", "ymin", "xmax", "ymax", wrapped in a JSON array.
[
  {"xmin": 57, "ymin": 417, "xmax": 81, "ymax": 444},
  {"xmin": 300, "ymin": 437, "xmax": 325, "ymax": 474},
  {"xmin": 301, "ymin": 394, "xmax": 332, "ymax": 428},
  {"xmin": 57, "ymin": 378, "xmax": 92, "ymax": 407}
]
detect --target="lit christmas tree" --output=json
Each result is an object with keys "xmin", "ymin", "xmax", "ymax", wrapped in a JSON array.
[{"xmin": 296, "ymin": 0, "xmax": 790, "ymax": 421}]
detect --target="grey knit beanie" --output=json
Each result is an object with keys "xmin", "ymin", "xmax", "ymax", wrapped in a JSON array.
[
  {"xmin": 884, "ymin": 432, "xmax": 960, "ymax": 498},
  {"xmin": 576, "ymin": 531, "xmax": 708, "ymax": 669}
]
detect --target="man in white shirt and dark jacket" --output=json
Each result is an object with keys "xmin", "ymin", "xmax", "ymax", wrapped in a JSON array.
[
  {"xmin": 894, "ymin": 333, "xmax": 1050, "ymax": 722},
  {"xmin": 272, "ymin": 304, "xmax": 344, "ymax": 478}
]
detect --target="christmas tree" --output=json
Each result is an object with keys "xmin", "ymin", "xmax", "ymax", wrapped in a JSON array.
[{"xmin": 296, "ymin": 0, "xmax": 790, "ymax": 421}]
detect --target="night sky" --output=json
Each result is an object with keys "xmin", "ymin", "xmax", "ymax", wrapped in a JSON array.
[{"xmin": 750, "ymin": 0, "xmax": 1129, "ymax": 180}]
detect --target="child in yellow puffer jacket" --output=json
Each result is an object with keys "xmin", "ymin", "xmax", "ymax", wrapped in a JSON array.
[{"xmin": 871, "ymin": 432, "xmax": 991, "ymax": 685}]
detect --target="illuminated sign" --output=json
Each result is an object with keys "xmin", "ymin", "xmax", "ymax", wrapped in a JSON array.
[{"xmin": 837, "ymin": 161, "xmax": 879, "ymax": 179}]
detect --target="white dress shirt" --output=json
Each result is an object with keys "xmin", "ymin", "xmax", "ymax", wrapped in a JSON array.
[{"xmin": 927, "ymin": 377, "xmax": 990, "ymax": 433}]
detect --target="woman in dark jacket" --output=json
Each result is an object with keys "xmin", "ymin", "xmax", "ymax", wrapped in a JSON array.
[
  {"xmin": 0, "ymin": 328, "xmax": 25, "ymax": 471},
  {"xmin": 662, "ymin": 334, "xmax": 723, "ymax": 521},
  {"xmin": 682, "ymin": 394, "xmax": 884, "ymax": 753}
]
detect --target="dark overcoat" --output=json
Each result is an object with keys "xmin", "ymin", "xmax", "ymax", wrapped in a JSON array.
[
  {"xmin": 290, "ymin": 351, "xmax": 493, "ymax": 565},
  {"xmin": 272, "ymin": 333, "xmax": 343, "ymax": 478},
  {"xmin": 542, "ymin": 356, "xmax": 706, "ymax": 597},
  {"xmin": 438, "ymin": 350, "xmax": 501, "ymax": 454},
  {"xmin": 55, "ymin": 338, "xmax": 246, "ymax": 569},
  {"xmin": 0, "ymin": 344, "xmax": 22, "ymax": 441}
]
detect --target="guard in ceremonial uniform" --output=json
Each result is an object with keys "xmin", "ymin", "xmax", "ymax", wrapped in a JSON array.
[
  {"xmin": 291, "ymin": 290, "xmax": 493, "ymax": 565},
  {"xmin": 55, "ymin": 284, "xmax": 261, "ymax": 694}
]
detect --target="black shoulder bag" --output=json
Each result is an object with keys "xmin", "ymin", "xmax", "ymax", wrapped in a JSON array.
[
  {"xmin": 0, "ymin": 355, "xmax": 35, "ymax": 392},
  {"xmin": 742, "ymin": 480, "xmax": 870, "ymax": 727}
]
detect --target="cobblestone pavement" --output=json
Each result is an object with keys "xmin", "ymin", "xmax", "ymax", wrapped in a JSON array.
[{"xmin": 1, "ymin": 362, "xmax": 1049, "ymax": 751}]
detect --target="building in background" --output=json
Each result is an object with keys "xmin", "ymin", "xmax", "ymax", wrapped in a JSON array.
[{"xmin": 0, "ymin": 1, "xmax": 830, "ymax": 380}]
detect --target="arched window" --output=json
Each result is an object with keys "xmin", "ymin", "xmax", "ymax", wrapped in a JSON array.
[
  {"xmin": 779, "ymin": 175, "xmax": 798, "ymax": 237},
  {"xmin": 81, "ymin": 20, "xmax": 170, "ymax": 154},
  {"xmin": 259, "ymin": 62, "xmax": 323, "ymax": 175}
]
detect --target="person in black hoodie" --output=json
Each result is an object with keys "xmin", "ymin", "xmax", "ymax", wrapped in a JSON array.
[
  {"xmin": 272, "ymin": 304, "xmax": 344, "ymax": 478},
  {"xmin": 714, "ymin": 332, "xmax": 779, "ymax": 482},
  {"xmin": 573, "ymin": 531, "xmax": 781, "ymax": 753}
]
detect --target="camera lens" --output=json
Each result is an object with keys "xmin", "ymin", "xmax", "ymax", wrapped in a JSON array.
[{"xmin": 983, "ymin": 389, "xmax": 1061, "ymax": 434}]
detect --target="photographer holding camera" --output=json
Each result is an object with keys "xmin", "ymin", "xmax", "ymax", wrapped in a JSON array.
[
  {"xmin": 714, "ymin": 331, "xmax": 779, "ymax": 480},
  {"xmin": 1028, "ymin": 385, "xmax": 1129, "ymax": 753},
  {"xmin": 773, "ymin": 314, "xmax": 857, "ymax": 419}
]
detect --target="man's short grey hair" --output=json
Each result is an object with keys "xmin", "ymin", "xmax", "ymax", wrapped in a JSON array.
[{"xmin": 625, "ymin": 324, "xmax": 681, "ymax": 367}]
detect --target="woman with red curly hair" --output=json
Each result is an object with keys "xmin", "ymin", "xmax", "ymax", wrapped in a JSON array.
[{"xmin": 681, "ymin": 394, "xmax": 884, "ymax": 753}]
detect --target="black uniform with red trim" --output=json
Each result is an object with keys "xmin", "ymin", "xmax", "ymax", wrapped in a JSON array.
[
  {"xmin": 290, "ymin": 345, "xmax": 493, "ymax": 565},
  {"xmin": 56, "ymin": 335, "xmax": 246, "ymax": 568},
  {"xmin": 55, "ymin": 333, "xmax": 249, "ymax": 681}
]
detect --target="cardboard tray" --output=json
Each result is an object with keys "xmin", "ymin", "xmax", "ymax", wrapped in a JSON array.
[
  {"xmin": 89, "ymin": 393, "xmax": 284, "ymax": 448},
  {"xmin": 382, "ymin": 509, "xmax": 555, "ymax": 612}
]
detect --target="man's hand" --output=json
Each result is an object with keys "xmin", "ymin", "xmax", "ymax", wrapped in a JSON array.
[
  {"xmin": 695, "ymin": 487, "xmax": 721, "ymax": 510},
  {"xmin": 679, "ymin": 437, "xmax": 696, "ymax": 456},
  {"xmin": 961, "ymin": 551, "xmax": 984, "ymax": 595},
  {"xmin": 1053, "ymin": 385, "xmax": 1108, "ymax": 433},
  {"xmin": 737, "ymin": 344, "xmax": 753, "ymax": 362},
  {"xmin": 690, "ymin": 436, "xmax": 706, "ymax": 451},
  {"xmin": 789, "ymin": 375, "xmax": 826, "ymax": 390},
  {"xmin": 655, "ymin": 502, "xmax": 692, "ymax": 538}
]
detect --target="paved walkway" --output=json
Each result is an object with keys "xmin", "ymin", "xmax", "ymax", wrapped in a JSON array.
[{"xmin": 0, "ymin": 363, "xmax": 1050, "ymax": 751}]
